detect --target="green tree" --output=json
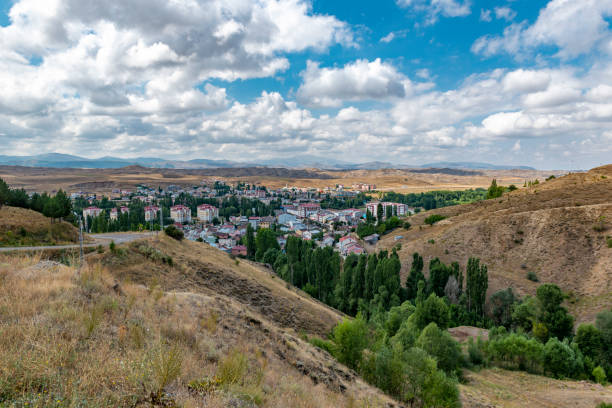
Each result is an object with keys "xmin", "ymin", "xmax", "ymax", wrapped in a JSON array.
[
  {"xmin": 486, "ymin": 179, "xmax": 505, "ymax": 199},
  {"xmin": 332, "ymin": 317, "xmax": 369, "ymax": 370},
  {"xmin": 406, "ymin": 253, "xmax": 425, "ymax": 301},
  {"xmin": 416, "ymin": 323, "xmax": 463, "ymax": 376},
  {"xmin": 413, "ymin": 293, "xmax": 450, "ymax": 330},
  {"xmin": 536, "ymin": 284, "xmax": 574, "ymax": 340},
  {"xmin": 489, "ymin": 288, "xmax": 517, "ymax": 328},
  {"xmin": 245, "ymin": 223, "xmax": 256, "ymax": 259},
  {"xmin": 0, "ymin": 178, "xmax": 11, "ymax": 209},
  {"xmin": 466, "ymin": 258, "xmax": 488, "ymax": 318}
]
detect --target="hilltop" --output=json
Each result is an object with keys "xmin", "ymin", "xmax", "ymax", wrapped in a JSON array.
[
  {"xmin": 378, "ymin": 165, "xmax": 612, "ymax": 322},
  {"xmin": 0, "ymin": 206, "xmax": 80, "ymax": 247}
]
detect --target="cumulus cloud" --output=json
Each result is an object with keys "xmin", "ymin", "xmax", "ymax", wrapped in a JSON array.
[
  {"xmin": 397, "ymin": 0, "xmax": 471, "ymax": 24},
  {"xmin": 473, "ymin": 0, "xmax": 612, "ymax": 59},
  {"xmin": 297, "ymin": 59, "xmax": 412, "ymax": 108}
]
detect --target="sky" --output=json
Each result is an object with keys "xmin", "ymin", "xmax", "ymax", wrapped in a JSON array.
[{"xmin": 0, "ymin": 0, "xmax": 612, "ymax": 169}]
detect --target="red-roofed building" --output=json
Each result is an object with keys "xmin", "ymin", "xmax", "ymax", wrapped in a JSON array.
[
  {"xmin": 170, "ymin": 205, "xmax": 191, "ymax": 223},
  {"xmin": 231, "ymin": 245, "xmax": 247, "ymax": 257},
  {"xmin": 197, "ymin": 204, "xmax": 219, "ymax": 222},
  {"xmin": 144, "ymin": 206, "xmax": 160, "ymax": 222},
  {"xmin": 83, "ymin": 206, "xmax": 103, "ymax": 219}
]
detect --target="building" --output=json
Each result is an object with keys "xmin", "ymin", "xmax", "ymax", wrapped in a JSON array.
[
  {"xmin": 366, "ymin": 202, "xmax": 411, "ymax": 219},
  {"xmin": 248, "ymin": 217, "xmax": 260, "ymax": 229},
  {"xmin": 277, "ymin": 213, "xmax": 297, "ymax": 225},
  {"xmin": 297, "ymin": 203, "xmax": 321, "ymax": 218},
  {"xmin": 170, "ymin": 205, "xmax": 192, "ymax": 223},
  {"xmin": 144, "ymin": 206, "xmax": 160, "ymax": 222},
  {"xmin": 110, "ymin": 206, "xmax": 129, "ymax": 221},
  {"xmin": 83, "ymin": 206, "xmax": 103, "ymax": 219},
  {"xmin": 197, "ymin": 204, "xmax": 219, "ymax": 223},
  {"xmin": 338, "ymin": 235, "xmax": 357, "ymax": 251},
  {"xmin": 259, "ymin": 216, "xmax": 275, "ymax": 229},
  {"xmin": 231, "ymin": 245, "xmax": 248, "ymax": 257},
  {"xmin": 352, "ymin": 183, "xmax": 376, "ymax": 191}
]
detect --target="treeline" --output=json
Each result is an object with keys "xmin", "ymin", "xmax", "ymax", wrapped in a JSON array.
[
  {"xmin": 320, "ymin": 192, "xmax": 370, "ymax": 210},
  {"xmin": 0, "ymin": 178, "xmax": 72, "ymax": 221},
  {"xmin": 383, "ymin": 189, "xmax": 486, "ymax": 210}
]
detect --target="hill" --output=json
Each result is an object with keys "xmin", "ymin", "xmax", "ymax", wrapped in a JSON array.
[
  {"xmin": 378, "ymin": 165, "xmax": 612, "ymax": 323},
  {"xmin": 0, "ymin": 206, "xmax": 80, "ymax": 247},
  {"xmin": 0, "ymin": 236, "xmax": 399, "ymax": 407}
]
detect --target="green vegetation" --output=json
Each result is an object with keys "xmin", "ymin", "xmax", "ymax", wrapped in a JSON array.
[
  {"xmin": 527, "ymin": 271, "xmax": 539, "ymax": 282},
  {"xmin": 424, "ymin": 214, "xmax": 446, "ymax": 225},
  {"xmin": 357, "ymin": 215, "xmax": 402, "ymax": 238},
  {"xmin": 320, "ymin": 192, "xmax": 371, "ymax": 209},
  {"xmin": 383, "ymin": 189, "xmax": 486, "ymax": 211},
  {"xmin": 0, "ymin": 177, "xmax": 72, "ymax": 221},
  {"xmin": 486, "ymin": 179, "xmax": 505, "ymax": 199},
  {"xmin": 164, "ymin": 225, "xmax": 184, "ymax": 241}
]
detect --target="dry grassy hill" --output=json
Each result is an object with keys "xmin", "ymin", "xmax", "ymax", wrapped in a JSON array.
[
  {"xmin": 378, "ymin": 165, "xmax": 612, "ymax": 323},
  {"xmin": 0, "ymin": 238, "xmax": 398, "ymax": 407},
  {"xmin": 0, "ymin": 206, "xmax": 79, "ymax": 247},
  {"xmin": 2, "ymin": 234, "xmax": 611, "ymax": 407}
]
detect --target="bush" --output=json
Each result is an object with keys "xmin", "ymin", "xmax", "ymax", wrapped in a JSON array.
[
  {"xmin": 543, "ymin": 337, "xmax": 581, "ymax": 379},
  {"xmin": 593, "ymin": 366, "xmax": 607, "ymax": 385},
  {"xmin": 109, "ymin": 240, "xmax": 116, "ymax": 252},
  {"xmin": 403, "ymin": 221, "xmax": 411, "ymax": 229},
  {"xmin": 607, "ymin": 236, "xmax": 612, "ymax": 248},
  {"xmin": 526, "ymin": 271, "xmax": 539, "ymax": 282},
  {"xmin": 216, "ymin": 349, "xmax": 248, "ymax": 386},
  {"xmin": 309, "ymin": 337, "xmax": 337, "ymax": 356},
  {"xmin": 593, "ymin": 216, "xmax": 606, "ymax": 232},
  {"xmin": 413, "ymin": 293, "xmax": 449, "ymax": 330},
  {"xmin": 151, "ymin": 344, "xmax": 183, "ymax": 397},
  {"xmin": 164, "ymin": 225, "xmax": 184, "ymax": 240},
  {"xmin": 416, "ymin": 323, "xmax": 463, "ymax": 376},
  {"xmin": 424, "ymin": 214, "xmax": 446, "ymax": 225},
  {"xmin": 467, "ymin": 337, "xmax": 484, "ymax": 366},
  {"xmin": 332, "ymin": 317, "xmax": 369, "ymax": 370}
]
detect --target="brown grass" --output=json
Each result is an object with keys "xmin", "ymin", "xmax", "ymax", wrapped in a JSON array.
[
  {"xmin": 0, "ymin": 246, "xmax": 392, "ymax": 407},
  {"xmin": 377, "ymin": 167, "xmax": 612, "ymax": 323},
  {"xmin": 0, "ymin": 206, "xmax": 79, "ymax": 247}
]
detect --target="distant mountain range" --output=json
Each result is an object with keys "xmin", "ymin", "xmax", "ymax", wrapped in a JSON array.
[{"xmin": 0, "ymin": 153, "xmax": 536, "ymax": 171}]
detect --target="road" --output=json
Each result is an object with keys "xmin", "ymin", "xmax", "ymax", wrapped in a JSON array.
[{"xmin": 0, "ymin": 232, "xmax": 156, "ymax": 252}]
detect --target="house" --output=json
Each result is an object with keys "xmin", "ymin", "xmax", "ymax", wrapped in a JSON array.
[
  {"xmin": 297, "ymin": 203, "xmax": 321, "ymax": 218},
  {"xmin": 144, "ymin": 205, "xmax": 160, "ymax": 222},
  {"xmin": 231, "ymin": 245, "xmax": 248, "ymax": 257},
  {"xmin": 344, "ymin": 243, "xmax": 365, "ymax": 255},
  {"xmin": 259, "ymin": 216, "xmax": 275, "ymax": 229},
  {"xmin": 248, "ymin": 217, "xmax": 260, "ymax": 229},
  {"xmin": 338, "ymin": 235, "xmax": 357, "ymax": 251},
  {"xmin": 320, "ymin": 236, "xmax": 335, "ymax": 247},
  {"xmin": 277, "ymin": 213, "xmax": 297, "ymax": 225},
  {"xmin": 83, "ymin": 206, "xmax": 103, "ymax": 219},
  {"xmin": 170, "ymin": 205, "xmax": 192, "ymax": 223},
  {"xmin": 363, "ymin": 233, "xmax": 380, "ymax": 245},
  {"xmin": 197, "ymin": 204, "xmax": 219, "ymax": 223}
]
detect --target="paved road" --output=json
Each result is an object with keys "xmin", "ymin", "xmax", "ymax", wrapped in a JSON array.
[{"xmin": 0, "ymin": 232, "xmax": 156, "ymax": 252}]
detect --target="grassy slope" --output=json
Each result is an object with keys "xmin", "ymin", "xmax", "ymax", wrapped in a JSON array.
[
  {"xmin": 377, "ymin": 165, "xmax": 612, "ymax": 323},
  {"xmin": 0, "ymin": 240, "xmax": 397, "ymax": 407},
  {"xmin": 0, "ymin": 206, "xmax": 79, "ymax": 247}
]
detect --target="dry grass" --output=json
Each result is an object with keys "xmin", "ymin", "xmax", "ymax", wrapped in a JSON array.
[
  {"xmin": 0, "ymin": 248, "xmax": 391, "ymax": 407},
  {"xmin": 460, "ymin": 367, "xmax": 612, "ymax": 408},
  {"xmin": 0, "ymin": 206, "xmax": 79, "ymax": 247},
  {"xmin": 377, "ymin": 167, "xmax": 612, "ymax": 323}
]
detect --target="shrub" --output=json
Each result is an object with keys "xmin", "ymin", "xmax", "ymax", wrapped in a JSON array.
[
  {"xmin": 416, "ymin": 323, "xmax": 463, "ymax": 376},
  {"xmin": 593, "ymin": 216, "xmax": 606, "ymax": 232},
  {"xmin": 332, "ymin": 317, "xmax": 369, "ymax": 370},
  {"xmin": 543, "ymin": 337, "xmax": 581, "ymax": 379},
  {"xmin": 606, "ymin": 236, "xmax": 612, "ymax": 248},
  {"xmin": 109, "ymin": 240, "xmax": 116, "ymax": 252},
  {"xmin": 151, "ymin": 344, "xmax": 183, "ymax": 397},
  {"xmin": 413, "ymin": 293, "xmax": 449, "ymax": 330},
  {"xmin": 404, "ymin": 221, "xmax": 411, "ymax": 229},
  {"xmin": 424, "ymin": 214, "xmax": 446, "ymax": 225},
  {"xmin": 467, "ymin": 337, "xmax": 484, "ymax": 366},
  {"xmin": 593, "ymin": 366, "xmax": 607, "ymax": 385},
  {"xmin": 164, "ymin": 225, "xmax": 184, "ymax": 240},
  {"xmin": 309, "ymin": 337, "xmax": 337, "ymax": 356},
  {"xmin": 216, "ymin": 349, "xmax": 248, "ymax": 386},
  {"xmin": 526, "ymin": 271, "xmax": 539, "ymax": 282}
]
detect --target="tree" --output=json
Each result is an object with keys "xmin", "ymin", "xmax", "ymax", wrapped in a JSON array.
[
  {"xmin": 486, "ymin": 179, "xmax": 504, "ymax": 199},
  {"xmin": 536, "ymin": 284, "xmax": 574, "ymax": 340},
  {"xmin": 406, "ymin": 253, "xmax": 425, "ymax": 301},
  {"xmin": 376, "ymin": 203, "xmax": 384, "ymax": 224},
  {"xmin": 332, "ymin": 317, "xmax": 369, "ymax": 370},
  {"xmin": 413, "ymin": 293, "xmax": 450, "ymax": 330},
  {"xmin": 254, "ymin": 228, "xmax": 279, "ymax": 261},
  {"xmin": 466, "ymin": 258, "xmax": 488, "ymax": 318},
  {"xmin": 575, "ymin": 324, "xmax": 603, "ymax": 360},
  {"xmin": 245, "ymin": 224, "xmax": 256, "ymax": 259},
  {"xmin": 0, "ymin": 178, "xmax": 11, "ymax": 209},
  {"xmin": 416, "ymin": 323, "xmax": 463, "ymax": 376},
  {"xmin": 428, "ymin": 258, "xmax": 452, "ymax": 297},
  {"xmin": 54, "ymin": 189, "xmax": 72, "ymax": 220},
  {"xmin": 489, "ymin": 288, "xmax": 517, "ymax": 328}
]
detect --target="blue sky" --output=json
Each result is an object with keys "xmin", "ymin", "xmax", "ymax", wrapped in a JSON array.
[{"xmin": 0, "ymin": 0, "xmax": 611, "ymax": 169}]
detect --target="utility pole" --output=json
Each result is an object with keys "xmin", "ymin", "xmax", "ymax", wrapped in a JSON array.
[{"xmin": 79, "ymin": 216, "xmax": 84, "ymax": 267}]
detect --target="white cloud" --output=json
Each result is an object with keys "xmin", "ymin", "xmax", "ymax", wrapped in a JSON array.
[
  {"xmin": 473, "ymin": 0, "xmax": 612, "ymax": 59},
  {"xmin": 494, "ymin": 6, "xmax": 516, "ymax": 21},
  {"xmin": 480, "ymin": 9, "xmax": 492, "ymax": 22},
  {"xmin": 297, "ymin": 59, "xmax": 411, "ymax": 108},
  {"xmin": 397, "ymin": 0, "xmax": 471, "ymax": 24}
]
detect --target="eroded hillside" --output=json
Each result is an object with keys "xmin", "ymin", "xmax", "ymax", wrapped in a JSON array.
[{"xmin": 378, "ymin": 166, "xmax": 612, "ymax": 322}]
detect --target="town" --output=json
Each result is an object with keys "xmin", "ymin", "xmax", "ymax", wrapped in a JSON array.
[{"xmin": 75, "ymin": 180, "xmax": 412, "ymax": 257}]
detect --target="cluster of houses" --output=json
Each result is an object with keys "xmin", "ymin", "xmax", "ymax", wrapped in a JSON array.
[{"xmin": 77, "ymin": 180, "xmax": 415, "ymax": 258}]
